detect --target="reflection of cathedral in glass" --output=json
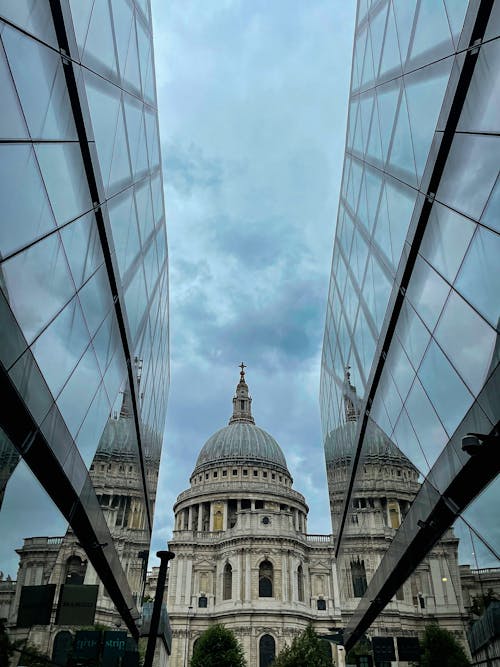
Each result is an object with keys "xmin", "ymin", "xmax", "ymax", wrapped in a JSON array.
[
  {"xmin": 8, "ymin": 389, "xmax": 160, "ymax": 638},
  {"xmin": 326, "ymin": 370, "xmax": 466, "ymax": 639}
]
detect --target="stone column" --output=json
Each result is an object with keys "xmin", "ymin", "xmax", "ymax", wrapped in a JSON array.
[
  {"xmin": 251, "ymin": 499, "xmax": 255, "ymax": 511},
  {"xmin": 282, "ymin": 552, "xmax": 288, "ymax": 601},
  {"xmin": 197, "ymin": 504, "xmax": 203, "ymax": 531},
  {"xmin": 332, "ymin": 561, "xmax": 340, "ymax": 611},
  {"xmin": 175, "ymin": 556, "xmax": 184, "ymax": 606},
  {"xmin": 239, "ymin": 549, "xmax": 244, "ymax": 601},
  {"xmin": 245, "ymin": 552, "xmax": 251, "ymax": 601},
  {"xmin": 187, "ymin": 506, "xmax": 193, "ymax": 530},
  {"xmin": 209, "ymin": 503, "xmax": 214, "ymax": 531},
  {"xmin": 223, "ymin": 500, "xmax": 228, "ymax": 530},
  {"xmin": 185, "ymin": 557, "xmax": 193, "ymax": 607}
]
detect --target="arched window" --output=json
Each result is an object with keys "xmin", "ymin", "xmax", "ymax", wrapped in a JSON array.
[
  {"xmin": 259, "ymin": 634, "xmax": 275, "ymax": 667},
  {"xmin": 65, "ymin": 556, "xmax": 86, "ymax": 585},
  {"xmin": 223, "ymin": 562, "xmax": 232, "ymax": 600},
  {"xmin": 351, "ymin": 558, "xmax": 367, "ymax": 598},
  {"xmin": 297, "ymin": 565, "xmax": 304, "ymax": 602},
  {"xmin": 259, "ymin": 560, "xmax": 273, "ymax": 597}
]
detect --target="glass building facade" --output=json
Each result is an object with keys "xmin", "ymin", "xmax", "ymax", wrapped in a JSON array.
[
  {"xmin": 320, "ymin": 0, "xmax": 499, "ymax": 652},
  {"xmin": 0, "ymin": 0, "xmax": 168, "ymax": 649}
]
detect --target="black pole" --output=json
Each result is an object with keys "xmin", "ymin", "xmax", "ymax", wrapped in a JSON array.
[{"xmin": 143, "ymin": 550, "xmax": 175, "ymax": 667}]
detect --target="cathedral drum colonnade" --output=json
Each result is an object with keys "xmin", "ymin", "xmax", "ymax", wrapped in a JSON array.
[{"xmin": 166, "ymin": 365, "xmax": 340, "ymax": 667}]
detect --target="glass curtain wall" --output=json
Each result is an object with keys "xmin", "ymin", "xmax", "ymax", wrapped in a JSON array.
[
  {"xmin": 320, "ymin": 0, "xmax": 499, "ymax": 650},
  {"xmin": 0, "ymin": 0, "xmax": 168, "ymax": 655}
]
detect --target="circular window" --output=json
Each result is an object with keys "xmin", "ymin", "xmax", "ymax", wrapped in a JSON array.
[{"xmin": 262, "ymin": 516, "xmax": 270, "ymax": 525}]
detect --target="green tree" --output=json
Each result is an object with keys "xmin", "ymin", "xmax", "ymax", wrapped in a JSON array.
[
  {"xmin": 190, "ymin": 623, "xmax": 246, "ymax": 667},
  {"xmin": 272, "ymin": 625, "xmax": 334, "ymax": 667},
  {"xmin": 420, "ymin": 624, "xmax": 470, "ymax": 667}
]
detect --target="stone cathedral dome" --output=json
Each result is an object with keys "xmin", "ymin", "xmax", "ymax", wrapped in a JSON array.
[{"xmin": 193, "ymin": 364, "xmax": 289, "ymax": 474}]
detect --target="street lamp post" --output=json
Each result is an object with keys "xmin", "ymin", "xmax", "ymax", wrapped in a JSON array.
[
  {"xmin": 183, "ymin": 605, "xmax": 194, "ymax": 667},
  {"xmin": 143, "ymin": 550, "xmax": 175, "ymax": 667}
]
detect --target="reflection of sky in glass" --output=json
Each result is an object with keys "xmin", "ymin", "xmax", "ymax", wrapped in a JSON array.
[{"xmin": 321, "ymin": 0, "xmax": 499, "ymax": 600}]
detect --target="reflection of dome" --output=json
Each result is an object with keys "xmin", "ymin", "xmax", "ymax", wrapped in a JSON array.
[
  {"xmin": 195, "ymin": 422, "xmax": 288, "ymax": 472},
  {"xmin": 97, "ymin": 412, "xmax": 160, "ymax": 462},
  {"xmin": 325, "ymin": 420, "xmax": 414, "ymax": 467}
]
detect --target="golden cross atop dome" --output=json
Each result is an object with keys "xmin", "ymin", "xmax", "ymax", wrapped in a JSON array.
[{"xmin": 239, "ymin": 361, "xmax": 246, "ymax": 380}]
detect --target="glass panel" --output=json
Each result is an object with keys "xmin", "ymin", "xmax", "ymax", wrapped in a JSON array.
[
  {"xmin": 60, "ymin": 212, "xmax": 104, "ymax": 291},
  {"xmin": 369, "ymin": 2, "xmax": 388, "ymax": 77},
  {"xmin": 461, "ymin": 477, "xmax": 500, "ymax": 564},
  {"xmin": 379, "ymin": 4, "xmax": 401, "ymax": 78},
  {"xmin": 0, "ymin": 144, "xmax": 55, "ymax": 257},
  {"xmin": 92, "ymin": 309, "xmax": 120, "ymax": 376},
  {"xmin": 458, "ymin": 37, "xmax": 500, "ymax": 133},
  {"xmin": 409, "ymin": 0, "xmax": 453, "ymax": 68},
  {"xmin": 396, "ymin": 301, "xmax": 431, "ymax": 382},
  {"xmin": 437, "ymin": 134, "xmax": 500, "ymax": 221},
  {"xmin": 1, "ymin": 231, "xmax": 74, "ymax": 345},
  {"xmin": 443, "ymin": 0, "xmax": 468, "ymax": 48},
  {"xmin": 78, "ymin": 264, "xmax": 114, "ymax": 338},
  {"xmin": 30, "ymin": 296, "xmax": 89, "ymax": 398},
  {"xmin": 84, "ymin": 70, "xmax": 120, "ymax": 192},
  {"xmin": 384, "ymin": 178, "xmax": 417, "ymax": 268},
  {"xmin": 0, "ymin": 0, "xmax": 57, "ymax": 48},
  {"xmin": 56, "ymin": 343, "xmax": 101, "ymax": 438},
  {"xmin": 376, "ymin": 78, "xmax": 400, "ymax": 161},
  {"xmin": 35, "ymin": 143, "xmax": 92, "ymax": 225},
  {"xmin": 405, "ymin": 377, "xmax": 449, "ymax": 469},
  {"xmin": 0, "ymin": 39, "xmax": 29, "ymax": 139},
  {"xmin": 393, "ymin": 406, "xmax": 431, "ymax": 477},
  {"xmin": 455, "ymin": 225, "xmax": 500, "ymax": 329},
  {"xmin": 2, "ymin": 25, "xmax": 76, "ymax": 140},
  {"xmin": 124, "ymin": 265, "xmax": 147, "ymax": 344},
  {"xmin": 393, "ymin": 0, "xmax": 417, "ymax": 65},
  {"xmin": 108, "ymin": 186, "xmax": 141, "ymax": 280},
  {"xmin": 75, "ymin": 382, "xmax": 111, "ymax": 469},
  {"xmin": 406, "ymin": 256, "xmax": 450, "ymax": 332},
  {"xmin": 404, "ymin": 56, "xmax": 454, "ymax": 181},
  {"xmin": 135, "ymin": 179, "xmax": 154, "ymax": 243},
  {"xmin": 481, "ymin": 176, "xmax": 499, "ymax": 233},
  {"xmin": 68, "ymin": 0, "xmax": 93, "ymax": 56},
  {"xmin": 110, "ymin": 0, "xmax": 133, "ymax": 80},
  {"xmin": 418, "ymin": 339, "xmax": 474, "ymax": 436},
  {"xmin": 419, "ymin": 203, "xmax": 475, "ymax": 283},
  {"xmin": 387, "ymin": 89, "xmax": 417, "ymax": 185},
  {"xmin": 435, "ymin": 290, "xmax": 497, "ymax": 396},
  {"xmin": 108, "ymin": 103, "xmax": 132, "ymax": 195},
  {"xmin": 82, "ymin": 0, "xmax": 119, "ymax": 81},
  {"xmin": 124, "ymin": 15, "xmax": 141, "ymax": 95}
]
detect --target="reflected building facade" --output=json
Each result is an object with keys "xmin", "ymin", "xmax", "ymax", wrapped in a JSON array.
[
  {"xmin": 0, "ymin": 0, "xmax": 168, "ymax": 654},
  {"xmin": 320, "ymin": 0, "xmax": 499, "ymax": 656}
]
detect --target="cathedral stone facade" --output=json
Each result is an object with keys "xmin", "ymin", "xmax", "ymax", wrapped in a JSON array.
[
  {"xmin": 167, "ymin": 366, "xmax": 341, "ymax": 667},
  {"xmin": 167, "ymin": 367, "xmax": 471, "ymax": 666}
]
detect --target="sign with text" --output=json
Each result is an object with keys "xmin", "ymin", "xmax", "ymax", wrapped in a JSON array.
[
  {"xmin": 102, "ymin": 631, "xmax": 127, "ymax": 667},
  {"xmin": 17, "ymin": 584, "xmax": 56, "ymax": 627},
  {"xmin": 56, "ymin": 584, "xmax": 99, "ymax": 625},
  {"xmin": 73, "ymin": 630, "xmax": 101, "ymax": 660}
]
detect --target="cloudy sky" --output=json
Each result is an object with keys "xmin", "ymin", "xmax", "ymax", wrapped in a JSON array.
[{"xmin": 149, "ymin": 0, "xmax": 356, "ymax": 560}]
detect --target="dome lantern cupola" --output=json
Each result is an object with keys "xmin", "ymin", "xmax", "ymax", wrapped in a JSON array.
[{"xmin": 229, "ymin": 362, "xmax": 254, "ymax": 424}]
